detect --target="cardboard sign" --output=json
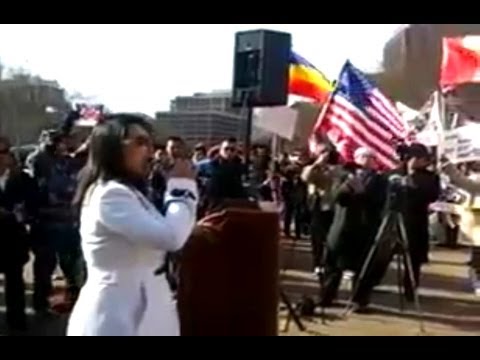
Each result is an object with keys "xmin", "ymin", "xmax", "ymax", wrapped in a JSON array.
[{"xmin": 442, "ymin": 124, "xmax": 480, "ymax": 163}]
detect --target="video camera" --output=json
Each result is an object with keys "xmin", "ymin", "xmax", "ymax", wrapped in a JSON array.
[
  {"xmin": 387, "ymin": 141, "xmax": 432, "ymax": 211},
  {"xmin": 386, "ymin": 173, "xmax": 408, "ymax": 211}
]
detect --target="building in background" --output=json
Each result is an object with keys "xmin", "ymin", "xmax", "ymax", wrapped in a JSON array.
[
  {"xmin": 155, "ymin": 90, "xmax": 248, "ymax": 147},
  {"xmin": 382, "ymin": 24, "xmax": 480, "ymax": 119},
  {"xmin": 0, "ymin": 74, "xmax": 70, "ymax": 145}
]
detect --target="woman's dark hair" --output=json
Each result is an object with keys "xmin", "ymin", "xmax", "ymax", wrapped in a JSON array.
[{"xmin": 73, "ymin": 113, "xmax": 153, "ymax": 207}]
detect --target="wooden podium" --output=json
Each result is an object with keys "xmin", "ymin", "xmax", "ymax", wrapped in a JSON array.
[{"xmin": 177, "ymin": 207, "xmax": 280, "ymax": 336}]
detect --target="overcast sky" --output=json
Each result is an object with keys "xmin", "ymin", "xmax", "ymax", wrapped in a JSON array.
[{"xmin": 0, "ymin": 24, "xmax": 403, "ymax": 116}]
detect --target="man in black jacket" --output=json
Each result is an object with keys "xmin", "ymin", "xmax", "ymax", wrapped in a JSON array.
[
  {"xmin": 203, "ymin": 138, "xmax": 246, "ymax": 213},
  {"xmin": 0, "ymin": 137, "xmax": 37, "ymax": 333},
  {"xmin": 396, "ymin": 144, "xmax": 440, "ymax": 300},
  {"xmin": 29, "ymin": 132, "xmax": 85, "ymax": 314}
]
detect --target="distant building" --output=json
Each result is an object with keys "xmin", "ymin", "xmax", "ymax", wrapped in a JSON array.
[
  {"xmin": 382, "ymin": 24, "xmax": 480, "ymax": 116},
  {"xmin": 155, "ymin": 90, "xmax": 248, "ymax": 147},
  {"xmin": 169, "ymin": 90, "xmax": 242, "ymax": 115}
]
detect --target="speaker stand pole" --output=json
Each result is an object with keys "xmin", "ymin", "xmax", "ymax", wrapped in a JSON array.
[{"xmin": 244, "ymin": 106, "xmax": 253, "ymax": 181}]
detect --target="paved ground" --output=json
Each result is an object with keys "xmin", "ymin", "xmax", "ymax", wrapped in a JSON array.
[
  {"xmin": 0, "ymin": 265, "xmax": 68, "ymax": 336},
  {"xmin": 0, "ymin": 240, "xmax": 478, "ymax": 336},
  {"xmin": 279, "ymin": 239, "xmax": 480, "ymax": 336}
]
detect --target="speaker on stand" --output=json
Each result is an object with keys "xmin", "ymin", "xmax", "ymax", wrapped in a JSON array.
[
  {"xmin": 231, "ymin": 29, "xmax": 309, "ymax": 333},
  {"xmin": 231, "ymin": 29, "xmax": 291, "ymax": 180}
]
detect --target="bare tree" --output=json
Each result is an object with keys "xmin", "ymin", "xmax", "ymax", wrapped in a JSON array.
[{"xmin": 0, "ymin": 68, "xmax": 71, "ymax": 144}]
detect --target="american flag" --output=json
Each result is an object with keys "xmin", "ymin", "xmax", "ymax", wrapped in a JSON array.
[{"xmin": 311, "ymin": 61, "xmax": 408, "ymax": 170}]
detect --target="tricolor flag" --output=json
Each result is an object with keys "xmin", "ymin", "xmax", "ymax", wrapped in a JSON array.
[
  {"xmin": 441, "ymin": 36, "xmax": 480, "ymax": 90},
  {"xmin": 311, "ymin": 60, "xmax": 408, "ymax": 170},
  {"xmin": 288, "ymin": 51, "xmax": 334, "ymax": 103}
]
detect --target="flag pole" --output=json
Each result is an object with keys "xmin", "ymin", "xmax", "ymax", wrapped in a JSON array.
[
  {"xmin": 308, "ymin": 92, "xmax": 334, "ymax": 155},
  {"xmin": 436, "ymin": 88, "xmax": 447, "ymax": 169},
  {"xmin": 307, "ymin": 76, "xmax": 342, "ymax": 156},
  {"xmin": 315, "ymin": 93, "xmax": 333, "ymax": 130},
  {"xmin": 439, "ymin": 88, "xmax": 447, "ymax": 130},
  {"xmin": 310, "ymin": 78, "xmax": 338, "ymax": 137},
  {"xmin": 451, "ymin": 112, "xmax": 459, "ymax": 129}
]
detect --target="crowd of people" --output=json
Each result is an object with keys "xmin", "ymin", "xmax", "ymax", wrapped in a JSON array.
[{"xmin": 0, "ymin": 110, "xmax": 478, "ymax": 335}]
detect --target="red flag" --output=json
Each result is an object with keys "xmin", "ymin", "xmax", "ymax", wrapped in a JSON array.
[{"xmin": 440, "ymin": 37, "xmax": 480, "ymax": 90}]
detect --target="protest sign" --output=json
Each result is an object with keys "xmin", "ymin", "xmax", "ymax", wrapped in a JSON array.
[
  {"xmin": 253, "ymin": 106, "xmax": 298, "ymax": 141},
  {"xmin": 429, "ymin": 202, "xmax": 463, "ymax": 215},
  {"xmin": 442, "ymin": 124, "xmax": 480, "ymax": 163}
]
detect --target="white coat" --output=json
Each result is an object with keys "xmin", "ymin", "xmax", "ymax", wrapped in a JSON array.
[{"xmin": 67, "ymin": 178, "xmax": 198, "ymax": 336}]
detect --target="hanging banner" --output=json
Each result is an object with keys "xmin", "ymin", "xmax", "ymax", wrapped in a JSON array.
[{"xmin": 75, "ymin": 104, "xmax": 104, "ymax": 127}]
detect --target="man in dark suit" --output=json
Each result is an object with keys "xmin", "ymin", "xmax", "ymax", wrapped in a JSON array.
[
  {"xmin": 320, "ymin": 148, "xmax": 387, "ymax": 310},
  {"xmin": 0, "ymin": 137, "xmax": 36, "ymax": 333},
  {"xmin": 396, "ymin": 144, "xmax": 440, "ymax": 300}
]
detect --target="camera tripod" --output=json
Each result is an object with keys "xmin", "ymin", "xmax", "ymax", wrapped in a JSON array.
[
  {"xmin": 279, "ymin": 237, "xmax": 306, "ymax": 333},
  {"xmin": 343, "ymin": 208, "xmax": 426, "ymax": 334},
  {"xmin": 279, "ymin": 287, "xmax": 306, "ymax": 332}
]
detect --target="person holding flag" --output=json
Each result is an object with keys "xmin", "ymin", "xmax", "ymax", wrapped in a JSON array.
[{"xmin": 306, "ymin": 60, "xmax": 440, "ymax": 308}]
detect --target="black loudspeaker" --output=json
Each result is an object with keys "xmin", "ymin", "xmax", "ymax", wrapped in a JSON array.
[{"xmin": 231, "ymin": 29, "xmax": 292, "ymax": 108}]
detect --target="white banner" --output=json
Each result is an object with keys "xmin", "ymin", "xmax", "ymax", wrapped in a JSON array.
[
  {"xmin": 443, "ymin": 124, "xmax": 480, "ymax": 163},
  {"xmin": 416, "ymin": 129, "xmax": 439, "ymax": 146},
  {"xmin": 253, "ymin": 106, "xmax": 298, "ymax": 141},
  {"xmin": 396, "ymin": 101, "xmax": 420, "ymax": 122}
]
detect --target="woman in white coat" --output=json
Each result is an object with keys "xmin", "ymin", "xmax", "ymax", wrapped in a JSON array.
[{"xmin": 67, "ymin": 113, "xmax": 198, "ymax": 336}]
